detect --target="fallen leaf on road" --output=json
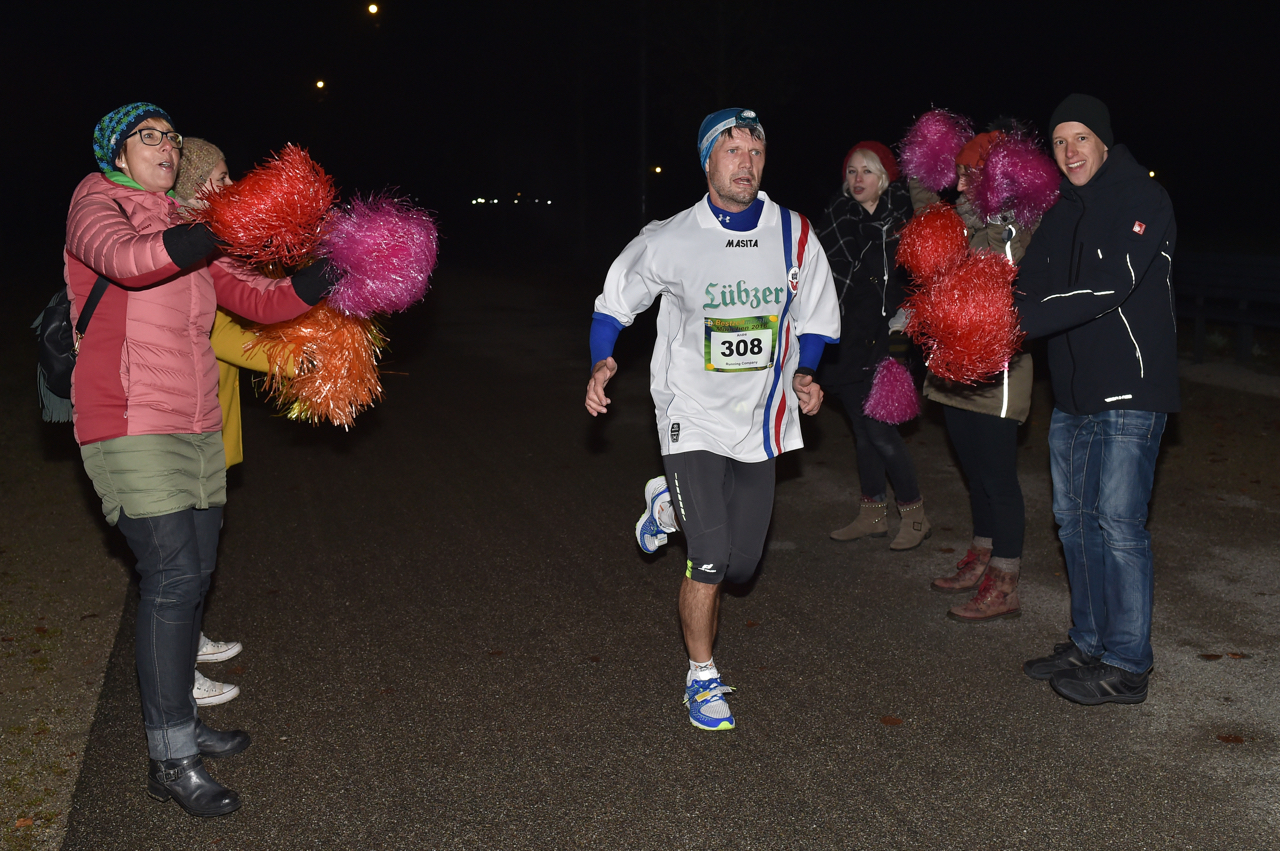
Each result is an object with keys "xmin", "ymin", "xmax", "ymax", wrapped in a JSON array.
[
  {"xmin": 1200, "ymin": 654, "xmax": 1223, "ymax": 661},
  {"xmin": 746, "ymin": 620, "xmax": 759, "ymax": 628},
  {"xmin": 1217, "ymin": 735, "xmax": 1244, "ymax": 744},
  {"xmin": 379, "ymin": 688, "xmax": 395, "ymax": 694},
  {"xmin": 880, "ymin": 716, "xmax": 903, "ymax": 726},
  {"xmin": 589, "ymin": 656, "xmax": 601, "ymax": 662},
  {"xmin": 488, "ymin": 650, "xmax": 503, "ymax": 656},
  {"xmin": 16, "ymin": 818, "xmax": 32, "ymax": 828},
  {"xmin": 34, "ymin": 626, "xmax": 47, "ymax": 634},
  {"xmin": 939, "ymin": 548, "xmax": 955, "ymax": 554},
  {"xmin": 1227, "ymin": 653, "xmax": 1250, "ymax": 659},
  {"xmin": 228, "ymin": 666, "xmax": 244, "ymax": 676}
]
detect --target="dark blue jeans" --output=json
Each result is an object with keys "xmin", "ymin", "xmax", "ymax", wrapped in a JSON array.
[
  {"xmin": 1049, "ymin": 409, "xmax": 1165, "ymax": 674},
  {"xmin": 116, "ymin": 507, "xmax": 222, "ymax": 760}
]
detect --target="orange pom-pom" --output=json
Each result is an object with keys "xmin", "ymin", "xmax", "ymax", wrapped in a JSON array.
[
  {"xmin": 903, "ymin": 250, "xmax": 1024, "ymax": 384},
  {"xmin": 896, "ymin": 203, "xmax": 969, "ymax": 281},
  {"xmin": 247, "ymin": 300, "xmax": 385, "ymax": 428},
  {"xmin": 191, "ymin": 145, "xmax": 336, "ymax": 267}
]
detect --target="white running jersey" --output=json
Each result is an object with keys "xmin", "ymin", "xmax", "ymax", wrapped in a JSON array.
[{"xmin": 595, "ymin": 192, "xmax": 840, "ymax": 462}]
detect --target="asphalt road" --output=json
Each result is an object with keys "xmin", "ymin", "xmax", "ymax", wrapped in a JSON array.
[{"xmin": 25, "ymin": 267, "xmax": 1280, "ymax": 849}]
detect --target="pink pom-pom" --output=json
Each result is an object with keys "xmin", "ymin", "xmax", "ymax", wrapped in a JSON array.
[
  {"xmin": 863, "ymin": 357, "xmax": 920, "ymax": 424},
  {"xmin": 903, "ymin": 250, "xmax": 1024, "ymax": 384},
  {"xmin": 896, "ymin": 203, "xmax": 969, "ymax": 281},
  {"xmin": 323, "ymin": 194, "xmax": 440, "ymax": 318},
  {"xmin": 969, "ymin": 135, "xmax": 1061, "ymax": 227},
  {"xmin": 899, "ymin": 109, "xmax": 974, "ymax": 194}
]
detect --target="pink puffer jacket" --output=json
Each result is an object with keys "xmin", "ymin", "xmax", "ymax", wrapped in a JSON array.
[{"xmin": 64, "ymin": 172, "xmax": 312, "ymax": 446}]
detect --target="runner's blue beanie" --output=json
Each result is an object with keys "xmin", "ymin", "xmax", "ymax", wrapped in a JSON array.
[{"xmin": 698, "ymin": 108, "xmax": 764, "ymax": 171}]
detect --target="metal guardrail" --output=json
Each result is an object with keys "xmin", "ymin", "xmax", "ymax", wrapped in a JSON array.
[{"xmin": 1174, "ymin": 252, "xmax": 1280, "ymax": 364}]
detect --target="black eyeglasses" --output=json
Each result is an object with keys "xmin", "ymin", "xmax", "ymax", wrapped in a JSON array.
[{"xmin": 123, "ymin": 128, "xmax": 183, "ymax": 149}]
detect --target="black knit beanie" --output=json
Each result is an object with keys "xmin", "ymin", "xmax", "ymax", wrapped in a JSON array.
[{"xmin": 1049, "ymin": 94, "xmax": 1113, "ymax": 147}]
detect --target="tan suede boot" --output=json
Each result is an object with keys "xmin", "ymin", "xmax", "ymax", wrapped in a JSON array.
[
  {"xmin": 889, "ymin": 498, "xmax": 931, "ymax": 550},
  {"xmin": 947, "ymin": 557, "xmax": 1021, "ymax": 622},
  {"xmin": 830, "ymin": 499, "xmax": 888, "ymax": 541},
  {"xmin": 931, "ymin": 547, "xmax": 992, "ymax": 593}
]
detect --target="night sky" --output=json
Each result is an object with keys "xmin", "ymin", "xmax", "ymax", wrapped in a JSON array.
[{"xmin": 7, "ymin": 2, "xmax": 1270, "ymax": 311}]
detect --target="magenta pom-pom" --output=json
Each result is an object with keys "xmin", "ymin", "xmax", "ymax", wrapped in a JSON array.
[
  {"xmin": 899, "ymin": 109, "xmax": 974, "ymax": 194},
  {"xmin": 969, "ymin": 135, "xmax": 1061, "ymax": 227},
  {"xmin": 896, "ymin": 203, "xmax": 969, "ymax": 281},
  {"xmin": 323, "ymin": 194, "xmax": 440, "ymax": 318},
  {"xmin": 904, "ymin": 250, "xmax": 1024, "ymax": 384},
  {"xmin": 863, "ymin": 357, "xmax": 920, "ymax": 424}
]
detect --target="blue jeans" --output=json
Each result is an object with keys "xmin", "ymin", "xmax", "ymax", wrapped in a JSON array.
[
  {"xmin": 1049, "ymin": 409, "xmax": 1165, "ymax": 674},
  {"xmin": 116, "ymin": 507, "xmax": 222, "ymax": 760}
]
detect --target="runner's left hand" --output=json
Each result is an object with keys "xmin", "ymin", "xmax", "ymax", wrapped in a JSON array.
[{"xmin": 793, "ymin": 373, "xmax": 822, "ymax": 415}]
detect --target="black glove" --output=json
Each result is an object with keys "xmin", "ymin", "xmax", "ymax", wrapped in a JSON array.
[
  {"xmin": 887, "ymin": 330, "xmax": 910, "ymax": 365},
  {"xmin": 161, "ymin": 223, "xmax": 220, "ymax": 269},
  {"xmin": 290, "ymin": 259, "xmax": 335, "ymax": 306}
]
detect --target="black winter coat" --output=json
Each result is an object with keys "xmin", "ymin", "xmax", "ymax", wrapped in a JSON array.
[
  {"xmin": 1016, "ymin": 145, "xmax": 1179, "ymax": 415},
  {"xmin": 814, "ymin": 181, "xmax": 914, "ymax": 387}
]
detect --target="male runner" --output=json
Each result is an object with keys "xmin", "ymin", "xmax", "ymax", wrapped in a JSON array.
[{"xmin": 585, "ymin": 108, "xmax": 840, "ymax": 730}]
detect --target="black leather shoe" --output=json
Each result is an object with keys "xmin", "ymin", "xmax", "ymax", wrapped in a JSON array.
[
  {"xmin": 1051, "ymin": 662, "xmax": 1150, "ymax": 705},
  {"xmin": 1023, "ymin": 641, "xmax": 1099, "ymax": 681},
  {"xmin": 147, "ymin": 754, "xmax": 240, "ymax": 817},
  {"xmin": 195, "ymin": 720, "xmax": 251, "ymax": 759}
]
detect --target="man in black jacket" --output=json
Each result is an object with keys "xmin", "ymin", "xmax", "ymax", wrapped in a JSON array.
[{"xmin": 1015, "ymin": 94, "xmax": 1177, "ymax": 705}]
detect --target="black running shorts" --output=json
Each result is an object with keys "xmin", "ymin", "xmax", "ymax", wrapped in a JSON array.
[{"xmin": 661, "ymin": 450, "xmax": 776, "ymax": 585}]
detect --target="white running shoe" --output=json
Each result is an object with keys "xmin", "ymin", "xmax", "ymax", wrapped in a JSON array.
[
  {"xmin": 197, "ymin": 633, "xmax": 243, "ymax": 664},
  {"xmin": 636, "ymin": 476, "xmax": 678, "ymax": 554},
  {"xmin": 193, "ymin": 670, "xmax": 241, "ymax": 706}
]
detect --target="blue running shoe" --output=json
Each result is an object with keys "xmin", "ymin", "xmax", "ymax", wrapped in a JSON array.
[
  {"xmin": 635, "ymin": 476, "xmax": 677, "ymax": 554},
  {"xmin": 684, "ymin": 676, "xmax": 736, "ymax": 731}
]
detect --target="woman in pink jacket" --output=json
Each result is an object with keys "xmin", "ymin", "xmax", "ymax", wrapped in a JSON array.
[{"xmin": 67, "ymin": 103, "xmax": 330, "ymax": 817}]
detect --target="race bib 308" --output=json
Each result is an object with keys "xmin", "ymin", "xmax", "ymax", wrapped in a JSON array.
[{"xmin": 704, "ymin": 315, "xmax": 778, "ymax": 372}]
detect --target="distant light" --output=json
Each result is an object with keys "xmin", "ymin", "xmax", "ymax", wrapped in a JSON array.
[
  {"xmin": 513, "ymin": 199, "xmax": 519, "ymax": 204},
  {"xmin": 1149, "ymin": 170, "xmax": 1156, "ymax": 177},
  {"xmin": 316, "ymin": 80, "xmax": 325, "ymax": 89},
  {"xmin": 653, "ymin": 166, "xmax": 662, "ymax": 174},
  {"xmin": 546, "ymin": 200, "xmax": 552, "ymax": 205},
  {"xmin": 517, "ymin": 192, "xmax": 522, "ymax": 196},
  {"xmin": 368, "ymin": 4, "xmax": 378, "ymax": 12}
]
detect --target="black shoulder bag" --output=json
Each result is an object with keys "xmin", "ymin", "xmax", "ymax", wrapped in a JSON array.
[{"xmin": 33, "ymin": 275, "xmax": 111, "ymax": 423}]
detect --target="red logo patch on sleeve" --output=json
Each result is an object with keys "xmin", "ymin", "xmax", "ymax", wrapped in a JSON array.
[{"xmin": 1132, "ymin": 221, "xmax": 1146, "ymax": 235}]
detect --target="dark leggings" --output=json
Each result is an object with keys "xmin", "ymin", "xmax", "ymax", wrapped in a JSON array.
[
  {"xmin": 943, "ymin": 405, "xmax": 1024, "ymax": 559},
  {"xmin": 662, "ymin": 451, "xmax": 776, "ymax": 585},
  {"xmin": 831, "ymin": 382, "xmax": 921, "ymax": 503}
]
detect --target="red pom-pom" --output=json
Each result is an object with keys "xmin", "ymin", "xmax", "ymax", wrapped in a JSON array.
[
  {"xmin": 903, "ymin": 251, "xmax": 1024, "ymax": 384},
  {"xmin": 192, "ymin": 145, "xmax": 336, "ymax": 267},
  {"xmin": 896, "ymin": 203, "xmax": 969, "ymax": 281},
  {"xmin": 863, "ymin": 357, "xmax": 920, "ymax": 424}
]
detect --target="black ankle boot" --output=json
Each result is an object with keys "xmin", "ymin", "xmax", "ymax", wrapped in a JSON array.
[
  {"xmin": 195, "ymin": 720, "xmax": 251, "ymax": 758},
  {"xmin": 147, "ymin": 754, "xmax": 240, "ymax": 817}
]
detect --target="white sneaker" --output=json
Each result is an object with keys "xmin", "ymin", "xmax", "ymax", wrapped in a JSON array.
[
  {"xmin": 197, "ymin": 633, "xmax": 243, "ymax": 664},
  {"xmin": 635, "ymin": 476, "xmax": 679, "ymax": 554},
  {"xmin": 193, "ymin": 670, "xmax": 241, "ymax": 706}
]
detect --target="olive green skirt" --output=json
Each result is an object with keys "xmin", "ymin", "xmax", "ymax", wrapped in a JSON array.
[{"xmin": 80, "ymin": 432, "xmax": 227, "ymax": 525}]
